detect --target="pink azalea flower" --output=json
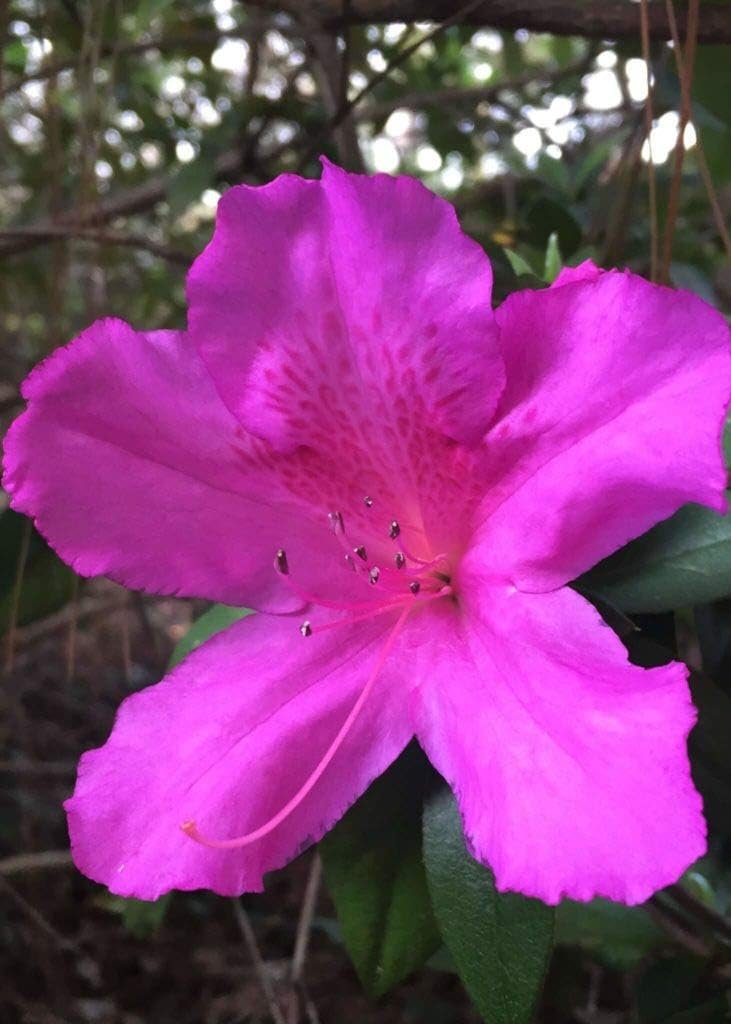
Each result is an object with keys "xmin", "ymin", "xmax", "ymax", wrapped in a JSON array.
[{"xmin": 3, "ymin": 160, "xmax": 730, "ymax": 905}]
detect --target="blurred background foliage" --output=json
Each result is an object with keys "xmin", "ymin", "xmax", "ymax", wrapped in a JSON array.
[{"xmin": 1, "ymin": 2, "xmax": 731, "ymax": 1023}]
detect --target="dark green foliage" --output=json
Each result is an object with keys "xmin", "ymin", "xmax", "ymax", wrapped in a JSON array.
[
  {"xmin": 320, "ymin": 744, "xmax": 441, "ymax": 996},
  {"xmin": 423, "ymin": 786, "xmax": 555, "ymax": 1024}
]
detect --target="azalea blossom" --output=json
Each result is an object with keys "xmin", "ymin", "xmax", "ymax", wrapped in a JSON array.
[{"xmin": 3, "ymin": 160, "xmax": 730, "ymax": 905}]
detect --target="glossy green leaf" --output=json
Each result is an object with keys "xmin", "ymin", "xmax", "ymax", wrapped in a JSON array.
[
  {"xmin": 169, "ymin": 604, "xmax": 252, "ymax": 668},
  {"xmin": 423, "ymin": 787, "xmax": 554, "ymax": 1024},
  {"xmin": 319, "ymin": 745, "xmax": 441, "ymax": 997},
  {"xmin": 581, "ymin": 500, "xmax": 731, "ymax": 613}
]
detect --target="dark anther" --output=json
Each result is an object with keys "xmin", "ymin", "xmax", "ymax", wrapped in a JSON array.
[
  {"xmin": 369, "ymin": 567, "xmax": 381, "ymax": 585},
  {"xmin": 363, "ymin": 496, "xmax": 374, "ymax": 508},
  {"xmin": 300, "ymin": 621, "xmax": 313, "ymax": 638},
  {"xmin": 394, "ymin": 552, "xmax": 406, "ymax": 569},
  {"xmin": 409, "ymin": 581, "xmax": 421, "ymax": 595},
  {"xmin": 389, "ymin": 520, "xmax": 401, "ymax": 539},
  {"xmin": 328, "ymin": 510, "xmax": 344, "ymax": 535},
  {"xmin": 275, "ymin": 549, "xmax": 289, "ymax": 575},
  {"xmin": 354, "ymin": 545, "xmax": 367, "ymax": 561}
]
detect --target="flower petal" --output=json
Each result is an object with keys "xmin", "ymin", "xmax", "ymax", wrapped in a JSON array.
[
  {"xmin": 474, "ymin": 270, "xmax": 731, "ymax": 589},
  {"xmin": 412, "ymin": 582, "xmax": 705, "ymax": 905},
  {"xmin": 1, "ymin": 319, "xmax": 354, "ymax": 610},
  {"xmin": 551, "ymin": 258, "xmax": 602, "ymax": 287},
  {"xmin": 187, "ymin": 162, "xmax": 504, "ymax": 452},
  {"xmin": 65, "ymin": 609, "xmax": 414, "ymax": 898}
]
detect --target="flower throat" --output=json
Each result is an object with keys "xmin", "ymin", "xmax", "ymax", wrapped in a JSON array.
[{"xmin": 181, "ymin": 497, "xmax": 452, "ymax": 851}]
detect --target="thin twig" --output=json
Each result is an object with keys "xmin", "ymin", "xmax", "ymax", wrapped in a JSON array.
[
  {"xmin": 297, "ymin": 0, "xmax": 487, "ymax": 168},
  {"xmin": 10, "ymin": 593, "xmax": 124, "ymax": 648},
  {"xmin": 0, "ymin": 876, "xmax": 76, "ymax": 953},
  {"xmin": 0, "ymin": 851, "xmax": 74, "ymax": 876},
  {"xmin": 639, "ymin": 0, "xmax": 659, "ymax": 280},
  {"xmin": 0, "ymin": 761, "xmax": 76, "ymax": 776},
  {"xmin": 660, "ymin": 0, "xmax": 700, "ymax": 281},
  {"xmin": 356, "ymin": 54, "xmax": 592, "ymax": 121},
  {"xmin": 695, "ymin": 141, "xmax": 731, "ymax": 263},
  {"xmin": 0, "ymin": 227, "xmax": 191, "ymax": 265},
  {"xmin": 63, "ymin": 575, "xmax": 80, "ymax": 684},
  {"xmin": 646, "ymin": 898, "xmax": 713, "ymax": 958},
  {"xmin": 291, "ymin": 854, "xmax": 322, "ymax": 984},
  {"xmin": 0, "ymin": 26, "xmax": 277, "ymax": 98},
  {"xmin": 662, "ymin": 0, "xmax": 731, "ymax": 265},
  {"xmin": 232, "ymin": 899, "xmax": 287, "ymax": 1024},
  {"xmin": 666, "ymin": 883, "xmax": 731, "ymax": 944},
  {"xmin": 287, "ymin": 854, "xmax": 323, "ymax": 1024},
  {"xmin": 3, "ymin": 518, "xmax": 31, "ymax": 677}
]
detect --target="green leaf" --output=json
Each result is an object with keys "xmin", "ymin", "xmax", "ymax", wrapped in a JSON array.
[
  {"xmin": 99, "ymin": 892, "xmax": 171, "ymax": 936},
  {"xmin": 168, "ymin": 153, "xmax": 217, "ymax": 220},
  {"xmin": 542, "ymin": 231, "xmax": 562, "ymax": 283},
  {"xmin": 423, "ymin": 786, "xmax": 554, "ymax": 1024},
  {"xmin": 0, "ymin": 509, "xmax": 76, "ymax": 633},
  {"xmin": 169, "ymin": 604, "xmax": 252, "ymax": 668},
  {"xmin": 581, "ymin": 500, "xmax": 731, "ymax": 613},
  {"xmin": 504, "ymin": 249, "xmax": 536, "ymax": 277},
  {"xmin": 3, "ymin": 39, "xmax": 27, "ymax": 74},
  {"xmin": 622, "ymin": 631, "xmax": 731, "ymax": 838},
  {"xmin": 319, "ymin": 745, "xmax": 441, "ymax": 997},
  {"xmin": 555, "ymin": 898, "xmax": 665, "ymax": 969}
]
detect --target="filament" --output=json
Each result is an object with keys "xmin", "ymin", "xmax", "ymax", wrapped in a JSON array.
[{"xmin": 181, "ymin": 604, "xmax": 413, "ymax": 850}]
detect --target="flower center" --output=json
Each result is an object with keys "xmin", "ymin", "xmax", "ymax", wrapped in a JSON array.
[
  {"xmin": 180, "ymin": 498, "xmax": 453, "ymax": 853},
  {"xmin": 275, "ymin": 496, "xmax": 453, "ymax": 637}
]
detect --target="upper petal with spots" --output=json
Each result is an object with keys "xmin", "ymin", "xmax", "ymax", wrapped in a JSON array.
[{"xmin": 187, "ymin": 160, "xmax": 504, "ymax": 454}]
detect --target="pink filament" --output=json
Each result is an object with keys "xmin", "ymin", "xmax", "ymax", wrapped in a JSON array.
[
  {"xmin": 181, "ymin": 603, "xmax": 414, "ymax": 851},
  {"xmin": 280, "ymin": 571, "xmax": 400, "ymax": 613},
  {"xmin": 311, "ymin": 584, "xmax": 453, "ymax": 635}
]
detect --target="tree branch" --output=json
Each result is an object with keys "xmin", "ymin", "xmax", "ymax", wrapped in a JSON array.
[{"xmin": 246, "ymin": 0, "xmax": 731, "ymax": 43}]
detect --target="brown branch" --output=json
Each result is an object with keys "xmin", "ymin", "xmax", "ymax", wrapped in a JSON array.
[
  {"xmin": 660, "ymin": 0, "xmax": 700, "ymax": 281},
  {"xmin": 0, "ymin": 146, "xmax": 245, "ymax": 260},
  {"xmin": 296, "ymin": 0, "xmax": 488, "ymax": 168},
  {"xmin": 0, "ymin": 875, "xmax": 77, "ymax": 953},
  {"xmin": 0, "ymin": 761, "xmax": 76, "ymax": 776},
  {"xmin": 248, "ymin": 0, "xmax": 731, "ymax": 43},
  {"xmin": 0, "ymin": 226, "xmax": 191, "ymax": 265},
  {"xmin": 232, "ymin": 900, "xmax": 287, "ymax": 1024},
  {"xmin": 0, "ymin": 851, "xmax": 73, "ymax": 875},
  {"xmin": 0, "ymin": 26, "xmax": 277, "ymax": 98},
  {"xmin": 640, "ymin": 0, "xmax": 659, "ymax": 281},
  {"xmin": 356, "ymin": 56, "xmax": 591, "ymax": 121}
]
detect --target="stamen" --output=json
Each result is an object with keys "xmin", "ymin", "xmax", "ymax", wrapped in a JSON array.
[
  {"xmin": 409, "ymin": 581, "xmax": 421, "ymax": 595},
  {"xmin": 275, "ymin": 549, "xmax": 289, "ymax": 575},
  {"xmin": 300, "ymin": 621, "xmax": 312, "ymax": 637},
  {"xmin": 394, "ymin": 552, "xmax": 406, "ymax": 570},
  {"xmin": 389, "ymin": 520, "xmax": 401, "ymax": 539},
  {"xmin": 369, "ymin": 567, "xmax": 381, "ymax": 585},
  {"xmin": 363, "ymin": 496, "xmax": 374, "ymax": 508},
  {"xmin": 354, "ymin": 545, "xmax": 367, "ymax": 561},
  {"xmin": 181, "ymin": 604, "xmax": 413, "ymax": 851}
]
